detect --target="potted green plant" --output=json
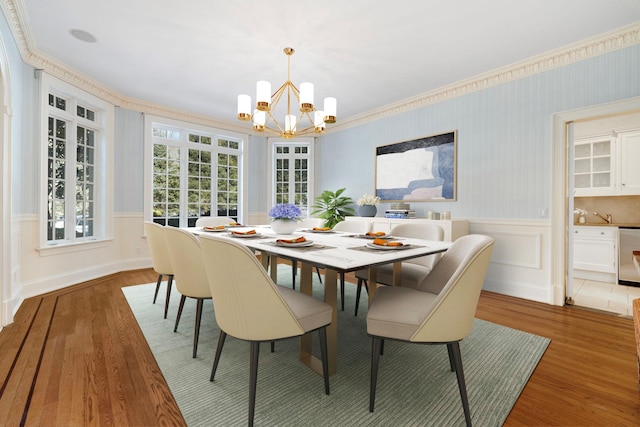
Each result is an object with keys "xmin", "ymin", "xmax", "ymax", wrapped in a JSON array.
[{"xmin": 311, "ymin": 188, "xmax": 355, "ymax": 228}]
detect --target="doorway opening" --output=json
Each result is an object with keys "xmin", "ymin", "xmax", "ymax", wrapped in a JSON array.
[{"xmin": 551, "ymin": 97, "xmax": 640, "ymax": 317}]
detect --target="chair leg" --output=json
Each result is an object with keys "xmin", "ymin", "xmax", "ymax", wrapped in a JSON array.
[
  {"xmin": 174, "ymin": 295, "xmax": 187, "ymax": 332},
  {"xmin": 318, "ymin": 327, "xmax": 330, "ymax": 395},
  {"xmin": 446, "ymin": 342, "xmax": 456, "ymax": 372},
  {"xmin": 449, "ymin": 341, "xmax": 472, "ymax": 427},
  {"xmin": 355, "ymin": 278, "xmax": 367, "ymax": 316},
  {"xmin": 210, "ymin": 330, "xmax": 227, "ymax": 381},
  {"xmin": 153, "ymin": 274, "xmax": 163, "ymax": 304},
  {"xmin": 249, "ymin": 341, "xmax": 260, "ymax": 427},
  {"xmin": 163, "ymin": 275, "xmax": 174, "ymax": 319},
  {"xmin": 291, "ymin": 260, "xmax": 297, "ymax": 290},
  {"xmin": 315, "ymin": 267, "xmax": 323, "ymax": 283},
  {"xmin": 270, "ymin": 341, "xmax": 275, "ymax": 353},
  {"xmin": 369, "ymin": 336, "xmax": 382, "ymax": 412},
  {"xmin": 340, "ymin": 272, "xmax": 345, "ymax": 311},
  {"xmin": 193, "ymin": 298, "xmax": 204, "ymax": 358}
]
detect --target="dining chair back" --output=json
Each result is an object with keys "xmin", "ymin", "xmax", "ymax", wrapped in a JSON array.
[
  {"xmin": 199, "ymin": 234, "xmax": 332, "ymax": 426},
  {"xmin": 144, "ymin": 221, "xmax": 174, "ymax": 319},
  {"xmin": 366, "ymin": 234, "xmax": 494, "ymax": 426},
  {"xmin": 195, "ymin": 216, "xmax": 237, "ymax": 227},
  {"xmin": 163, "ymin": 226, "xmax": 212, "ymax": 358},
  {"xmin": 332, "ymin": 220, "xmax": 371, "ymax": 234},
  {"xmin": 354, "ymin": 223, "xmax": 445, "ymax": 315}
]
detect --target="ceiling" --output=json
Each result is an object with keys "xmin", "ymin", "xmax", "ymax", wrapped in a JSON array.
[{"xmin": 15, "ymin": 0, "xmax": 640, "ymax": 129}]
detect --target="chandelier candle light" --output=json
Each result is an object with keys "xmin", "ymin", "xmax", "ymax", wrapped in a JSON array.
[{"xmin": 237, "ymin": 47, "xmax": 337, "ymax": 138}]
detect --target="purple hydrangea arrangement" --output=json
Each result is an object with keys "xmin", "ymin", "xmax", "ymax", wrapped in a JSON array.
[{"xmin": 268, "ymin": 203, "xmax": 302, "ymax": 221}]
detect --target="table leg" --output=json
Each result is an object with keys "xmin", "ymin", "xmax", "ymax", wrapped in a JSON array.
[
  {"xmin": 367, "ymin": 268, "xmax": 378, "ymax": 307},
  {"xmin": 299, "ymin": 263, "xmax": 337, "ymax": 375},
  {"xmin": 269, "ymin": 253, "xmax": 278, "ymax": 282},
  {"xmin": 392, "ymin": 262, "xmax": 402, "ymax": 286}
]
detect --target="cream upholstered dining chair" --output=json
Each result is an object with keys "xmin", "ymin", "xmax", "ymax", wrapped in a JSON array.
[
  {"xmin": 332, "ymin": 220, "xmax": 372, "ymax": 310},
  {"xmin": 353, "ymin": 223, "xmax": 444, "ymax": 316},
  {"xmin": 163, "ymin": 226, "xmax": 212, "ymax": 358},
  {"xmin": 144, "ymin": 221, "xmax": 174, "ymax": 319},
  {"xmin": 195, "ymin": 216, "xmax": 237, "ymax": 227},
  {"xmin": 367, "ymin": 234, "xmax": 494, "ymax": 427},
  {"xmin": 199, "ymin": 234, "xmax": 332, "ymax": 427}
]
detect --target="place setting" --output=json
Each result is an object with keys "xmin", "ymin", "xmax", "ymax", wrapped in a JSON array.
[
  {"xmin": 227, "ymin": 228, "xmax": 267, "ymax": 239},
  {"xmin": 350, "ymin": 237, "xmax": 420, "ymax": 253},
  {"xmin": 266, "ymin": 236, "xmax": 332, "ymax": 251}
]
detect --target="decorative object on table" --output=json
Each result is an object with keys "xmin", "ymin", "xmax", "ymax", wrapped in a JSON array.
[
  {"xmin": 357, "ymin": 193, "xmax": 380, "ymax": 217},
  {"xmin": 236, "ymin": 47, "xmax": 337, "ymax": 139},
  {"xmin": 574, "ymin": 208, "xmax": 588, "ymax": 224},
  {"xmin": 269, "ymin": 203, "xmax": 302, "ymax": 234},
  {"xmin": 376, "ymin": 130, "xmax": 457, "ymax": 202},
  {"xmin": 311, "ymin": 188, "xmax": 355, "ymax": 229}
]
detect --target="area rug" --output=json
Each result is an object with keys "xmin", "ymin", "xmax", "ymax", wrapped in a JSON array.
[{"xmin": 122, "ymin": 266, "xmax": 550, "ymax": 426}]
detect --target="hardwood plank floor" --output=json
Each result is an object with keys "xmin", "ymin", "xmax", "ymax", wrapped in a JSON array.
[{"xmin": 1, "ymin": 267, "xmax": 639, "ymax": 426}]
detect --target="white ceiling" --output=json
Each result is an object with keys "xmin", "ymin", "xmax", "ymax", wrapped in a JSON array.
[{"xmin": 16, "ymin": 0, "xmax": 640, "ymax": 127}]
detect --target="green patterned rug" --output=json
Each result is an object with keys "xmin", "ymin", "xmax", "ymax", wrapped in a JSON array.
[{"xmin": 123, "ymin": 266, "xmax": 549, "ymax": 426}]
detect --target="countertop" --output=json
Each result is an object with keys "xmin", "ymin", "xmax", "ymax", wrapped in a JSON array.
[{"xmin": 574, "ymin": 222, "xmax": 640, "ymax": 228}]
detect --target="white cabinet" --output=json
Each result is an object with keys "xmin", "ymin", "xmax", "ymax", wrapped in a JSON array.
[
  {"xmin": 573, "ymin": 136, "xmax": 615, "ymax": 196},
  {"xmin": 573, "ymin": 226, "xmax": 618, "ymax": 282},
  {"xmin": 574, "ymin": 130, "xmax": 640, "ymax": 197},
  {"xmin": 619, "ymin": 130, "xmax": 640, "ymax": 195},
  {"xmin": 345, "ymin": 217, "xmax": 468, "ymax": 242}
]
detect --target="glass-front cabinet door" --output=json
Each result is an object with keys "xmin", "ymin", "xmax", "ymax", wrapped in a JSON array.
[{"xmin": 574, "ymin": 136, "xmax": 616, "ymax": 196}]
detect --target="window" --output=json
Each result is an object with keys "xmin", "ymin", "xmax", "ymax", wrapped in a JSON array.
[
  {"xmin": 270, "ymin": 139, "xmax": 314, "ymax": 217},
  {"xmin": 146, "ymin": 116, "xmax": 245, "ymax": 227},
  {"xmin": 40, "ymin": 73, "xmax": 113, "ymax": 247}
]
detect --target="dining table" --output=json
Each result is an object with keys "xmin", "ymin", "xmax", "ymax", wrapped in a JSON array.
[{"xmin": 187, "ymin": 224, "xmax": 451, "ymax": 375}]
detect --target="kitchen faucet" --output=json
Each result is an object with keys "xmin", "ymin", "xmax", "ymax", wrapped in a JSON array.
[{"xmin": 593, "ymin": 211, "xmax": 612, "ymax": 224}]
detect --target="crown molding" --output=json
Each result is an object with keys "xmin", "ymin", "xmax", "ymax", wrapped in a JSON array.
[
  {"xmin": 330, "ymin": 22, "xmax": 640, "ymax": 134},
  {"xmin": 2, "ymin": 0, "xmax": 638, "ymax": 133}
]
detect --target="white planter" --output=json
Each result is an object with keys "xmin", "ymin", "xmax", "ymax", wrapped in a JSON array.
[{"xmin": 271, "ymin": 219, "xmax": 299, "ymax": 234}]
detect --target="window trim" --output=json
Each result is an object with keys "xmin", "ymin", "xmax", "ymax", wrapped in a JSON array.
[
  {"xmin": 143, "ymin": 114, "xmax": 248, "ymax": 227},
  {"xmin": 38, "ymin": 72, "xmax": 114, "ymax": 250},
  {"xmin": 267, "ymin": 137, "xmax": 315, "ymax": 217}
]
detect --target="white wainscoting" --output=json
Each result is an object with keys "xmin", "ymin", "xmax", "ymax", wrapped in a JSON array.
[
  {"xmin": 9, "ymin": 213, "xmax": 152, "ymax": 321},
  {"xmin": 470, "ymin": 219, "xmax": 554, "ymax": 304}
]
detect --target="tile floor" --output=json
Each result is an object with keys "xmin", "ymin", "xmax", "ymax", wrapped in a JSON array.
[{"xmin": 572, "ymin": 278, "xmax": 640, "ymax": 317}]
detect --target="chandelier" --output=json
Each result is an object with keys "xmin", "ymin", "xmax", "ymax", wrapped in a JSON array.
[{"xmin": 237, "ymin": 47, "xmax": 336, "ymax": 138}]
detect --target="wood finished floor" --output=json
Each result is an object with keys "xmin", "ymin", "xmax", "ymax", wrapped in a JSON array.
[{"xmin": 1, "ymin": 266, "xmax": 639, "ymax": 426}]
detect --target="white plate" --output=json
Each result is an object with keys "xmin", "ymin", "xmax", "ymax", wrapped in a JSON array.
[
  {"xmin": 307, "ymin": 228, "xmax": 334, "ymax": 233},
  {"xmin": 275, "ymin": 240, "xmax": 314, "ymax": 247},
  {"xmin": 202, "ymin": 227, "xmax": 227, "ymax": 232},
  {"xmin": 359, "ymin": 234, "xmax": 392, "ymax": 239},
  {"xmin": 365, "ymin": 242, "xmax": 411, "ymax": 250},
  {"xmin": 229, "ymin": 231, "xmax": 260, "ymax": 238}
]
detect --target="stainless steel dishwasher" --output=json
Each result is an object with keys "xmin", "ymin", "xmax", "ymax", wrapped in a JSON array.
[{"xmin": 619, "ymin": 226, "xmax": 640, "ymax": 286}]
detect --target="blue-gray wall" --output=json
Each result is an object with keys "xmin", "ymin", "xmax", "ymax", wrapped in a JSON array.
[{"xmin": 316, "ymin": 45, "xmax": 640, "ymax": 219}]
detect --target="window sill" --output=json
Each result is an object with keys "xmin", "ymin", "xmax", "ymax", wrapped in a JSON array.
[{"xmin": 37, "ymin": 238, "xmax": 114, "ymax": 256}]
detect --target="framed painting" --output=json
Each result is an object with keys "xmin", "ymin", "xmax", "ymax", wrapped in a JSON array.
[{"xmin": 375, "ymin": 130, "xmax": 457, "ymax": 202}]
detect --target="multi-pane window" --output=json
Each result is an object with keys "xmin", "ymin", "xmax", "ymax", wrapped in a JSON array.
[
  {"xmin": 45, "ymin": 88, "xmax": 103, "ymax": 244},
  {"xmin": 273, "ymin": 142, "xmax": 312, "ymax": 216},
  {"xmin": 150, "ymin": 121, "xmax": 242, "ymax": 227}
]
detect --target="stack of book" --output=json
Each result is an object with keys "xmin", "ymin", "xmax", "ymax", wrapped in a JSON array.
[{"xmin": 385, "ymin": 209, "xmax": 416, "ymax": 219}]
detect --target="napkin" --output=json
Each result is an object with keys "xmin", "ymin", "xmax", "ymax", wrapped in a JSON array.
[
  {"xmin": 204, "ymin": 225, "xmax": 226, "ymax": 231},
  {"xmin": 372, "ymin": 238, "xmax": 403, "ymax": 247},
  {"xmin": 232, "ymin": 229, "xmax": 257, "ymax": 235},
  {"xmin": 366, "ymin": 231, "xmax": 386, "ymax": 237},
  {"xmin": 276, "ymin": 236, "xmax": 307, "ymax": 244},
  {"xmin": 313, "ymin": 227, "xmax": 331, "ymax": 231}
]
